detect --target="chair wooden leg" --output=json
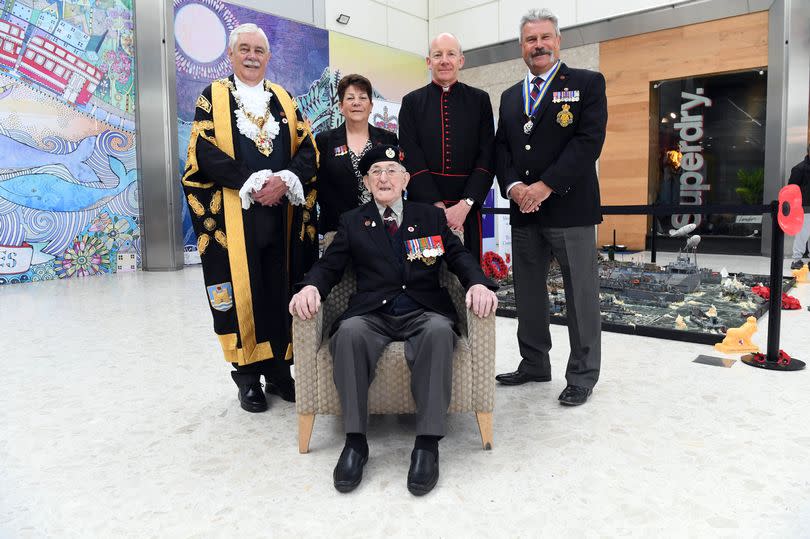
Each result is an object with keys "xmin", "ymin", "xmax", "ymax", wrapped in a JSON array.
[
  {"xmin": 475, "ymin": 411, "xmax": 493, "ymax": 450},
  {"xmin": 298, "ymin": 413, "xmax": 315, "ymax": 454}
]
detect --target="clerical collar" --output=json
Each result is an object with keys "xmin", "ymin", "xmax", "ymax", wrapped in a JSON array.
[
  {"xmin": 431, "ymin": 79, "xmax": 458, "ymax": 92},
  {"xmin": 526, "ymin": 61, "xmax": 559, "ymax": 83},
  {"xmin": 375, "ymin": 198, "xmax": 404, "ymax": 224}
]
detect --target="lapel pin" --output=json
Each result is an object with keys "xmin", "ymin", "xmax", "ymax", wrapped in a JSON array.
[
  {"xmin": 407, "ymin": 226, "xmax": 415, "ymax": 232},
  {"xmin": 364, "ymin": 219, "xmax": 371, "ymax": 227},
  {"xmin": 372, "ymin": 221, "xmax": 377, "ymax": 227}
]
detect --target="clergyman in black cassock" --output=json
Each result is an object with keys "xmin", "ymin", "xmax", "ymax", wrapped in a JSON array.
[
  {"xmin": 399, "ymin": 33, "xmax": 495, "ymax": 263},
  {"xmin": 289, "ymin": 145, "xmax": 497, "ymax": 495},
  {"xmin": 494, "ymin": 10, "xmax": 606, "ymax": 406},
  {"xmin": 182, "ymin": 24, "xmax": 318, "ymax": 413}
]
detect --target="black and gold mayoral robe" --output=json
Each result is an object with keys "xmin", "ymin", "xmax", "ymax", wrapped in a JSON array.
[
  {"xmin": 182, "ymin": 75, "xmax": 319, "ymax": 366},
  {"xmin": 398, "ymin": 81, "xmax": 495, "ymax": 262}
]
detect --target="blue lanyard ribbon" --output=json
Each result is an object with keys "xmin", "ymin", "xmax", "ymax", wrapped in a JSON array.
[{"xmin": 522, "ymin": 61, "xmax": 561, "ymax": 118}]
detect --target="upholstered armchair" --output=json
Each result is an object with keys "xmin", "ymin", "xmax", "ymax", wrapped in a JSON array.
[{"xmin": 293, "ymin": 235, "xmax": 496, "ymax": 453}]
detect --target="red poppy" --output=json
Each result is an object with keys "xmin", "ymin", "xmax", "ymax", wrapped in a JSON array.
[{"xmin": 778, "ymin": 184, "xmax": 804, "ymax": 236}]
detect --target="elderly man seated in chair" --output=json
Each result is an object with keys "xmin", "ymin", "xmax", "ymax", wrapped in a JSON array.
[{"xmin": 289, "ymin": 144, "xmax": 498, "ymax": 496}]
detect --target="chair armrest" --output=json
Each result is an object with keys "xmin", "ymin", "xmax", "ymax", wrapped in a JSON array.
[
  {"xmin": 466, "ymin": 307, "xmax": 496, "ymax": 413},
  {"xmin": 292, "ymin": 308, "xmax": 324, "ymax": 414}
]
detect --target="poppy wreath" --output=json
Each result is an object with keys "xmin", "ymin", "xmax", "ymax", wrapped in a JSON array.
[{"xmin": 482, "ymin": 251, "xmax": 509, "ymax": 280}]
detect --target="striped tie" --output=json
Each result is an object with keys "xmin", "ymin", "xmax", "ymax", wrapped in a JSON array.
[
  {"xmin": 530, "ymin": 76, "xmax": 543, "ymax": 108},
  {"xmin": 383, "ymin": 206, "xmax": 398, "ymax": 236}
]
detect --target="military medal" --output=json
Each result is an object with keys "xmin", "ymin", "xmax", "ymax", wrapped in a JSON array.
[
  {"xmin": 522, "ymin": 60, "xmax": 561, "ymax": 134},
  {"xmin": 405, "ymin": 235, "xmax": 445, "ymax": 265},
  {"xmin": 556, "ymin": 104, "xmax": 574, "ymax": 127}
]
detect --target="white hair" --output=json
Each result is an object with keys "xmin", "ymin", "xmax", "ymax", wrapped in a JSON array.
[
  {"xmin": 228, "ymin": 23, "xmax": 269, "ymax": 52},
  {"xmin": 519, "ymin": 8, "xmax": 560, "ymax": 40}
]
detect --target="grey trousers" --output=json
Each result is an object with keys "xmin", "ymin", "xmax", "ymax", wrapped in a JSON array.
[
  {"xmin": 511, "ymin": 224, "xmax": 601, "ymax": 389},
  {"xmin": 791, "ymin": 213, "xmax": 810, "ymax": 259},
  {"xmin": 329, "ymin": 309, "xmax": 457, "ymax": 436}
]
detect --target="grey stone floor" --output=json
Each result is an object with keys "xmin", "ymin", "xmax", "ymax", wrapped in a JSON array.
[{"xmin": 1, "ymin": 253, "xmax": 808, "ymax": 537}]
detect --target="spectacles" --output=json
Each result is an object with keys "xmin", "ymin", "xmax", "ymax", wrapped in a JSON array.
[{"xmin": 368, "ymin": 167, "xmax": 404, "ymax": 178}]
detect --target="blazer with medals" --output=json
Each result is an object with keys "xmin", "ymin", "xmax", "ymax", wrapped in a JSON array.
[
  {"xmin": 182, "ymin": 74, "xmax": 318, "ymax": 366},
  {"xmin": 297, "ymin": 200, "xmax": 496, "ymax": 327},
  {"xmin": 495, "ymin": 63, "xmax": 607, "ymax": 228},
  {"xmin": 315, "ymin": 123, "xmax": 398, "ymax": 233}
]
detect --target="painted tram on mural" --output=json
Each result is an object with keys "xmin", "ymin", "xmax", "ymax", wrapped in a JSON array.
[
  {"xmin": 18, "ymin": 34, "xmax": 102, "ymax": 105},
  {"xmin": 0, "ymin": 18, "xmax": 24, "ymax": 69},
  {"xmin": 0, "ymin": 15, "xmax": 102, "ymax": 106}
]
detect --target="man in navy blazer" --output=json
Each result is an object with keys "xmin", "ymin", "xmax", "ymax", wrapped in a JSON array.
[
  {"xmin": 290, "ymin": 145, "xmax": 497, "ymax": 496},
  {"xmin": 494, "ymin": 9, "xmax": 607, "ymax": 406}
]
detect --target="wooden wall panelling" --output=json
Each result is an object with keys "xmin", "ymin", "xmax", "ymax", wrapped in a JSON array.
[{"xmin": 597, "ymin": 11, "xmax": 769, "ymax": 250}]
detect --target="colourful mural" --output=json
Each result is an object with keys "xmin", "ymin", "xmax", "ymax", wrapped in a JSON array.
[
  {"xmin": 175, "ymin": 0, "xmax": 425, "ymax": 260},
  {"xmin": 0, "ymin": 0, "xmax": 138, "ymax": 286}
]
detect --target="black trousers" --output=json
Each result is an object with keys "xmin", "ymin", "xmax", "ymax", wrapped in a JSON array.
[{"xmin": 232, "ymin": 205, "xmax": 292, "ymax": 384}]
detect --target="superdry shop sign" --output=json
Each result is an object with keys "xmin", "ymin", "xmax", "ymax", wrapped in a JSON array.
[
  {"xmin": 652, "ymin": 70, "xmax": 767, "ymax": 238},
  {"xmin": 672, "ymin": 89, "xmax": 712, "ymax": 228}
]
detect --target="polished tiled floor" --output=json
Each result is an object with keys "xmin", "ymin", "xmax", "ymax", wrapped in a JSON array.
[{"xmin": 1, "ymin": 254, "xmax": 809, "ymax": 537}]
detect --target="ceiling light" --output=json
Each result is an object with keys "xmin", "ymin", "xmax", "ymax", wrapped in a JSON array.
[{"xmin": 336, "ymin": 13, "xmax": 350, "ymax": 24}]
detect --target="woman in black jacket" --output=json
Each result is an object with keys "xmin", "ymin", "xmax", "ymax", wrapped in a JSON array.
[{"xmin": 315, "ymin": 74, "xmax": 398, "ymax": 234}]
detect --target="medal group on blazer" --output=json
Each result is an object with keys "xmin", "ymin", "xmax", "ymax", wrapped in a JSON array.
[{"xmin": 522, "ymin": 61, "xmax": 579, "ymax": 133}]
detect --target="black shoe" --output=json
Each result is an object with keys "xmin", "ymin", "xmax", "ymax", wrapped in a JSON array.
[
  {"xmin": 790, "ymin": 259, "xmax": 805, "ymax": 270},
  {"xmin": 558, "ymin": 385, "xmax": 592, "ymax": 406},
  {"xmin": 407, "ymin": 449, "xmax": 439, "ymax": 496},
  {"xmin": 333, "ymin": 446, "xmax": 368, "ymax": 493},
  {"xmin": 495, "ymin": 370, "xmax": 552, "ymax": 385},
  {"xmin": 237, "ymin": 382, "xmax": 268, "ymax": 413},
  {"xmin": 265, "ymin": 377, "xmax": 295, "ymax": 402}
]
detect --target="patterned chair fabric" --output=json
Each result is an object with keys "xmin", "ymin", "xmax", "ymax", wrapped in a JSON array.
[{"xmin": 294, "ymin": 231, "xmax": 496, "ymax": 450}]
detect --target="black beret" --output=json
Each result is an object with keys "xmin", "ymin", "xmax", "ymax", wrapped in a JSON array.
[{"xmin": 358, "ymin": 144, "xmax": 405, "ymax": 176}]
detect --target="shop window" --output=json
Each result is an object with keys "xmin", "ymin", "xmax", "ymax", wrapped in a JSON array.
[{"xmin": 650, "ymin": 69, "xmax": 767, "ymax": 239}]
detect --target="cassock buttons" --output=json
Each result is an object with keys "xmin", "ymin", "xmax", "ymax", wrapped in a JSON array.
[
  {"xmin": 382, "ymin": 299, "xmax": 387, "ymax": 304},
  {"xmin": 402, "ymin": 285, "xmax": 407, "ymax": 289},
  {"xmin": 525, "ymin": 144, "xmax": 531, "ymax": 150},
  {"xmin": 525, "ymin": 170, "xmax": 530, "ymax": 176}
]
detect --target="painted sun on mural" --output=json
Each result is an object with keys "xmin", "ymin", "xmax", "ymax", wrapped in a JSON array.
[{"xmin": 0, "ymin": 0, "xmax": 139, "ymax": 286}]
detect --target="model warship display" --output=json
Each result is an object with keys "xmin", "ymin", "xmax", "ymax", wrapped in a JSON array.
[{"xmin": 494, "ymin": 225, "xmax": 795, "ymax": 344}]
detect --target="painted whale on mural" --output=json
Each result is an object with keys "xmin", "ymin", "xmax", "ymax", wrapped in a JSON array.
[
  {"xmin": 0, "ymin": 156, "xmax": 136, "ymax": 212},
  {"xmin": 0, "ymin": 134, "xmax": 99, "ymax": 183}
]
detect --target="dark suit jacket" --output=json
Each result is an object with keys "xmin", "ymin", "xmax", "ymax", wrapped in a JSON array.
[
  {"xmin": 297, "ymin": 200, "xmax": 496, "ymax": 324},
  {"xmin": 788, "ymin": 155, "xmax": 810, "ymax": 202},
  {"xmin": 495, "ymin": 63, "xmax": 607, "ymax": 228},
  {"xmin": 315, "ymin": 123, "xmax": 398, "ymax": 233}
]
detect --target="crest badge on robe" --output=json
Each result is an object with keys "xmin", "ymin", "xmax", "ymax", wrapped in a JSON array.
[{"xmin": 207, "ymin": 282, "xmax": 234, "ymax": 312}]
